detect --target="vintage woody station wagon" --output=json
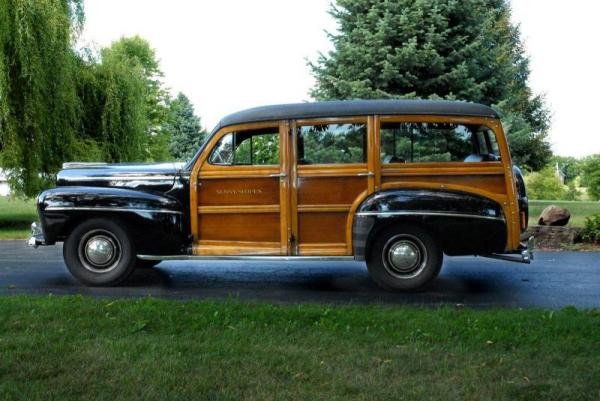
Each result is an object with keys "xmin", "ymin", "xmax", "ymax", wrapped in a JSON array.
[{"xmin": 30, "ymin": 100, "xmax": 533, "ymax": 290}]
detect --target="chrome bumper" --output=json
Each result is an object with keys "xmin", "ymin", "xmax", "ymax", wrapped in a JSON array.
[
  {"xmin": 481, "ymin": 236, "xmax": 534, "ymax": 264},
  {"xmin": 27, "ymin": 222, "xmax": 46, "ymax": 248}
]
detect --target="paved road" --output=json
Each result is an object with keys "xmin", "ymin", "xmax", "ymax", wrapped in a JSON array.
[{"xmin": 0, "ymin": 240, "xmax": 598, "ymax": 308}]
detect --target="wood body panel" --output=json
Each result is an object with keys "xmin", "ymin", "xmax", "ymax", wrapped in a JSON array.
[{"xmin": 188, "ymin": 113, "xmax": 521, "ymax": 256}]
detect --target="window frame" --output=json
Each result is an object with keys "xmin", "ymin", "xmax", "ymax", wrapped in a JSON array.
[
  {"xmin": 207, "ymin": 126, "xmax": 281, "ymax": 167},
  {"xmin": 295, "ymin": 117, "xmax": 369, "ymax": 167},
  {"xmin": 378, "ymin": 115, "xmax": 504, "ymax": 168}
]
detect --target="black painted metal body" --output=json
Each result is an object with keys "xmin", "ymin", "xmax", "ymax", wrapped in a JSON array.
[
  {"xmin": 352, "ymin": 189, "xmax": 508, "ymax": 260},
  {"xmin": 37, "ymin": 163, "xmax": 191, "ymax": 255}
]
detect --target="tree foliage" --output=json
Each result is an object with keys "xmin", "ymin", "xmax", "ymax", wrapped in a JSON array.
[
  {"xmin": 101, "ymin": 36, "xmax": 171, "ymax": 160},
  {"xmin": 0, "ymin": 2, "xmax": 179, "ymax": 195},
  {"xmin": 525, "ymin": 167, "xmax": 566, "ymax": 200},
  {"xmin": 163, "ymin": 93, "xmax": 207, "ymax": 161},
  {"xmin": 310, "ymin": 0, "xmax": 552, "ymax": 171},
  {"xmin": 581, "ymin": 154, "xmax": 600, "ymax": 201},
  {"xmin": 0, "ymin": 0, "xmax": 84, "ymax": 196}
]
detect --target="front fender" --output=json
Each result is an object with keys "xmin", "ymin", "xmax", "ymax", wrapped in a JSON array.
[
  {"xmin": 353, "ymin": 189, "xmax": 507, "ymax": 259},
  {"xmin": 37, "ymin": 186, "xmax": 188, "ymax": 255}
]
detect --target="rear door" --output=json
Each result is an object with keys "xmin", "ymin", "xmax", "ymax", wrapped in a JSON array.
[{"xmin": 290, "ymin": 117, "xmax": 375, "ymax": 255}]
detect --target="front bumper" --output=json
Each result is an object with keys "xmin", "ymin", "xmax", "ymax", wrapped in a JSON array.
[{"xmin": 27, "ymin": 222, "xmax": 46, "ymax": 248}]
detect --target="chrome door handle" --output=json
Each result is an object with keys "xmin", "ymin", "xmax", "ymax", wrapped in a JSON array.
[
  {"xmin": 357, "ymin": 172, "xmax": 374, "ymax": 177},
  {"xmin": 269, "ymin": 173, "xmax": 287, "ymax": 178}
]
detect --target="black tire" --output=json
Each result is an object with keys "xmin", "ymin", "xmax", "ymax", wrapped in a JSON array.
[
  {"xmin": 136, "ymin": 259, "xmax": 160, "ymax": 269},
  {"xmin": 63, "ymin": 218, "xmax": 136, "ymax": 286},
  {"xmin": 366, "ymin": 225, "xmax": 443, "ymax": 291}
]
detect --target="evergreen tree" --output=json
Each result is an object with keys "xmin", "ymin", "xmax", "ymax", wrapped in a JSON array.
[
  {"xmin": 163, "ymin": 93, "xmax": 207, "ymax": 161},
  {"xmin": 0, "ymin": 0, "xmax": 84, "ymax": 196},
  {"xmin": 310, "ymin": 0, "xmax": 551, "ymax": 170}
]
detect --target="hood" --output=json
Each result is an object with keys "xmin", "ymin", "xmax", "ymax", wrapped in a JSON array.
[{"xmin": 56, "ymin": 162, "xmax": 185, "ymax": 192}]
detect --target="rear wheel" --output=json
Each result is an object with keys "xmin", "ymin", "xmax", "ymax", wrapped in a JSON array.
[
  {"xmin": 366, "ymin": 225, "xmax": 442, "ymax": 291},
  {"xmin": 63, "ymin": 219, "xmax": 136, "ymax": 286}
]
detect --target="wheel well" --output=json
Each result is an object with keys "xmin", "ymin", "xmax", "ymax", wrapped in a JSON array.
[
  {"xmin": 59, "ymin": 214, "xmax": 125, "ymax": 242},
  {"xmin": 364, "ymin": 219, "xmax": 440, "ymax": 258}
]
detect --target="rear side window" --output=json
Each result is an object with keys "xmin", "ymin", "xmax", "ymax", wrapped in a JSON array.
[
  {"xmin": 298, "ymin": 123, "xmax": 367, "ymax": 164},
  {"xmin": 380, "ymin": 122, "xmax": 500, "ymax": 163}
]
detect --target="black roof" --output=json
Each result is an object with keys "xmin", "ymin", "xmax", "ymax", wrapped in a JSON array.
[{"xmin": 213, "ymin": 99, "xmax": 499, "ymax": 131}]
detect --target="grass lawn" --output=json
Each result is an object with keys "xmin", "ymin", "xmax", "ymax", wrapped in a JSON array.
[
  {"xmin": 0, "ymin": 197, "xmax": 37, "ymax": 239},
  {"xmin": 529, "ymin": 200, "xmax": 599, "ymax": 227},
  {"xmin": 0, "ymin": 296, "xmax": 599, "ymax": 401}
]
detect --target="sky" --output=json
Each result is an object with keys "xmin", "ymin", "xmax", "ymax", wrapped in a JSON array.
[{"xmin": 80, "ymin": 0, "xmax": 600, "ymax": 158}]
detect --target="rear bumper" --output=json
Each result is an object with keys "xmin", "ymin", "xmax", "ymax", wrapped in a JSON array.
[
  {"xmin": 27, "ymin": 222, "xmax": 46, "ymax": 248},
  {"xmin": 481, "ymin": 236, "xmax": 534, "ymax": 264}
]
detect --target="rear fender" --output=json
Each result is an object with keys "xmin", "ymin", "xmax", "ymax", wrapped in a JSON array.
[{"xmin": 353, "ymin": 189, "xmax": 507, "ymax": 260}]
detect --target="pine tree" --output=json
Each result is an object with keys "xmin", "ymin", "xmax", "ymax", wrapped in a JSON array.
[
  {"xmin": 164, "ymin": 93, "xmax": 207, "ymax": 161},
  {"xmin": 310, "ymin": 0, "xmax": 551, "ymax": 170}
]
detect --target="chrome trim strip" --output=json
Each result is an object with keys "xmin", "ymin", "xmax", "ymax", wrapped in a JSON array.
[
  {"xmin": 44, "ymin": 206, "xmax": 183, "ymax": 214},
  {"xmin": 137, "ymin": 255, "xmax": 355, "ymax": 262},
  {"xmin": 355, "ymin": 210, "xmax": 504, "ymax": 221},
  {"xmin": 60, "ymin": 175, "xmax": 175, "ymax": 181}
]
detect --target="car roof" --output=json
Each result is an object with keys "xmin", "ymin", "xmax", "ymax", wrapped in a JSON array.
[{"xmin": 213, "ymin": 99, "xmax": 499, "ymax": 132}]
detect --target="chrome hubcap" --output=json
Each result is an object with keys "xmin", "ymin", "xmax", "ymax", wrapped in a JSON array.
[
  {"xmin": 78, "ymin": 230, "xmax": 121, "ymax": 273},
  {"xmin": 388, "ymin": 241, "xmax": 420, "ymax": 272},
  {"xmin": 382, "ymin": 234, "xmax": 428, "ymax": 279},
  {"xmin": 85, "ymin": 237, "xmax": 115, "ymax": 266}
]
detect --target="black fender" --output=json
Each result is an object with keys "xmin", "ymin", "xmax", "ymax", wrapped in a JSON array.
[
  {"xmin": 352, "ymin": 189, "xmax": 507, "ymax": 260},
  {"xmin": 37, "ymin": 186, "xmax": 189, "ymax": 255}
]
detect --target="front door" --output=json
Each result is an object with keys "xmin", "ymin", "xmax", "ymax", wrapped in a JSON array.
[
  {"xmin": 191, "ymin": 121, "xmax": 291, "ymax": 255},
  {"xmin": 290, "ymin": 117, "xmax": 374, "ymax": 256}
]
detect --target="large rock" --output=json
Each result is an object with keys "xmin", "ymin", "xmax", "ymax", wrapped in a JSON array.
[{"xmin": 538, "ymin": 205, "xmax": 571, "ymax": 226}]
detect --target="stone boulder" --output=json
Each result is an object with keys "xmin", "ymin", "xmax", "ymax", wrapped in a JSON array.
[{"xmin": 538, "ymin": 205, "xmax": 570, "ymax": 226}]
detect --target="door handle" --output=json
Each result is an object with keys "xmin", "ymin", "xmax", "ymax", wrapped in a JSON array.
[
  {"xmin": 357, "ymin": 172, "xmax": 375, "ymax": 177},
  {"xmin": 269, "ymin": 173, "xmax": 287, "ymax": 178}
]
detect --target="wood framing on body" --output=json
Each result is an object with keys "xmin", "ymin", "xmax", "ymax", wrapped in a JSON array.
[{"xmin": 189, "ymin": 114, "xmax": 519, "ymax": 256}]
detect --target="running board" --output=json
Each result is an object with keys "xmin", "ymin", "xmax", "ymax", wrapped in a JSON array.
[{"xmin": 137, "ymin": 254, "xmax": 355, "ymax": 262}]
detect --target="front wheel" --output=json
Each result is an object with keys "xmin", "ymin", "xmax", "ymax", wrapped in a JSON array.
[
  {"xmin": 63, "ymin": 219, "xmax": 136, "ymax": 286},
  {"xmin": 366, "ymin": 225, "xmax": 443, "ymax": 291}
]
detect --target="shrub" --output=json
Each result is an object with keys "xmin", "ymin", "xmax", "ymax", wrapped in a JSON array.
[
  {"xmin": 580, "ymin": 213, "xmax": 600, "ymax": 243},
  {"xmin": 525, "ymin": 167, "xmax": 566, "ymax": 200}
]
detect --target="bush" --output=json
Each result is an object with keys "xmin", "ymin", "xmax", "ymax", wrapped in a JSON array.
[
  {"xmin": 525, "ymin": 167, "xmax": 566, "ymax": 200},
  {"xmin": 582, "ymin": 154, "xmax": 600, "ymax": 201},
  {"xmin": 580, "ymin": 213, "xmax": 600, "ymax": 243}
]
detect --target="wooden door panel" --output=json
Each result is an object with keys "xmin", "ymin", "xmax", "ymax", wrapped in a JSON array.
[
  {"xmin": 198, "ymin": 177, "xmax": 280, "ymax": 206},
  {"xmin": 297, "ymin": 176, "xmax": 367, "ymax": 205}
]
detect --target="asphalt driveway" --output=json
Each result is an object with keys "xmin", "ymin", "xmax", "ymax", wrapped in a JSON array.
[{"xmin": 0, "ymin": 240, "xmax": 598, "ymax": 308}]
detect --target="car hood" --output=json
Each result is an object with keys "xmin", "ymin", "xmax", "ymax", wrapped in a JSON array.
[{"xmin": 56, "ymin": 162, "xmax": 185, "ymax": 192}]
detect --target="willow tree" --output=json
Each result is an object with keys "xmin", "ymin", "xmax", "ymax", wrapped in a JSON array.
[
  {"xmin": 310, "ymin": 0, "xmax": 552, "ymax": 171},
  {"xmin": 0, "ymin": 0, "xmax": 84, "ymax": 196}
]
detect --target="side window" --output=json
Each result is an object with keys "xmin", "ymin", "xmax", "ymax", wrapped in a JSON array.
[
  {"xmin": 298, "ymin": 123, "xmax": 367, "ymax": 164},
  {"xmin": 209, "ymin": 128, "xmax": 279, "ymax": 165},
  {"xmin": 380, "ymin": 122, "xmax": 501, "ymax": 164}
]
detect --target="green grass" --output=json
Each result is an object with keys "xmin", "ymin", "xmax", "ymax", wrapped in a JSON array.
[
  {"xmin": 0, "ymin": 197, "xmax": 37, "ymax": 239},
  {"xmin": 0, "ymin": 296, "xmax": 599, "ymax": 401},
  {"xmin": 529, "ymin": 200, "xmax": 600, "ymax": 227}
]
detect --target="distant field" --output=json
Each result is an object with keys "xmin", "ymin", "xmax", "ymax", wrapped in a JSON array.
[
  {"xmin": 529, "ymin": 200, "xmax": 599, "ymax": 227},
  {"xmin": 0, "ymin": 197, "xmax": 37, "ymax": 239}
]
